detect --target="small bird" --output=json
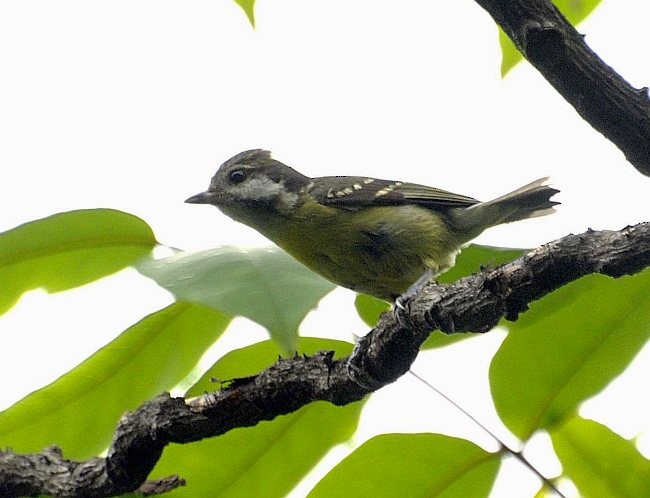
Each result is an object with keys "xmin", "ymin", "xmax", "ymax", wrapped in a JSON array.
[{"xmin": 186, "ymin": 149, "xmax": 559, "ymax": 301}]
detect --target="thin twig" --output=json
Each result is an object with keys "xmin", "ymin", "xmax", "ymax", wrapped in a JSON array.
[{"xmin": 408, "ymin": 369, "xmax": 566, "ymax": 498}]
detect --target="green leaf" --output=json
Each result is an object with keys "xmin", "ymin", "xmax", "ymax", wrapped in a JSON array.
[
  {"xmin": 137, "ymin": 246, "xmax": 336, "ymax": 353},
  {"xmin": 0, "ymin": 302, "xmax": 229, "ymax": 458},
  {"xmin": 533, "ymin": 487, "xmax": 556, "ymax": 498},
  {"xmin": 354, "ymin": 293, "xmax": 390, "ymax": 327},
  {"xmin": 309, "ymin": 433, "xmax": 500, "ymax": 498},
  {"xmin": 490, "ymin": 270, "xmax": 650, "ymax": 439},
  {"xmin": 187, "ymin": 336, "xmax": 352, "ymax": 395},
  {"xmin": 0, "ymin": 209, "xmax": 156, "ymax": 315},
  {"xmin": 354, "ymin": 245, "xmax": 523, "ymax": 349},
  {"xmin": 500, "ymin": 0, "xmax": 603, "ymax": 76},
  {"xmin": 436, "ymin": 244, "xmax": 525, "ymax": 285},
  {"xmin": 498, "ymin": 30, "xmax": 522, "ymax": 78},
  {"xmin": 551, "ymin": 417, "xmax": 650, "ymax": 498},
  {"xmin": 234, "ymin": 0, "xmax": 256, "ymax": 28},
  {"xmin": 150, "ymin": 338, "xmax": 363, "ymax": 498}
]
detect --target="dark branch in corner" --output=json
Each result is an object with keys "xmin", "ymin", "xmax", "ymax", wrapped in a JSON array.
[
  {"xmin": 1, "ymin": 223, "xmax": 649, "ymax": 497},
  {"xmin": 474, "ymin": 0, "xmax": 650, "ymax": 176}
]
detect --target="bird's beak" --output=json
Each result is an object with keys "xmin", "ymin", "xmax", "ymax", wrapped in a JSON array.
[{"xmin": 185, "ymin": 191, "xmax": 212, "ymax": 204}]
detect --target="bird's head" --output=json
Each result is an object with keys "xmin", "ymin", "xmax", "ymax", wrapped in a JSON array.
[{"xmin": 186, "ymin": 149, "xmax": 312, "ymax": 218}]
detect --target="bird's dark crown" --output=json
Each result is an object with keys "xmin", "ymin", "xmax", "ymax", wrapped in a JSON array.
[
  {"xmin": 222, "ymin": 149, "xmax": 272, "ymax": 168},
  {"xmin": 217, "ymin": 149, "xmax": 311, "ymax": 193}
]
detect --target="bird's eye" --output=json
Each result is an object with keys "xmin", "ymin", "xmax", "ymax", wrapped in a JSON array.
[{"xmin": 229, "ymin": 169, "xmax": 247, "ymax": 184}]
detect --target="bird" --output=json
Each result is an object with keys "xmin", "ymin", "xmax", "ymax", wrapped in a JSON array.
[{"xmin": 186, "ymin": 149, "xmax": 559, "ymax": 301}]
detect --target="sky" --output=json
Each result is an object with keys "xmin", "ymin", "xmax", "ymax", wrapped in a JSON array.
[{"xmin": 1, "ymin": 1, "xmax": 649, "ymax": 496}]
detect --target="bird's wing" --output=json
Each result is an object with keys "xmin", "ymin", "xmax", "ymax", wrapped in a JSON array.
[{"xmin": 309, "ymin": 176, "xmax": 479, "ymax": 210}]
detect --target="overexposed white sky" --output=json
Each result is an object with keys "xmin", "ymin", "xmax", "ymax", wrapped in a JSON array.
[{"xmin": 1, "ymin": 1, "xmax": 649, "ymax": 496}]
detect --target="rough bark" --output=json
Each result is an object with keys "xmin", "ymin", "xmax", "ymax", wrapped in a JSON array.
[{"xmin": 1, "ymin": 222, "xmax": 648, "ymax": 497}]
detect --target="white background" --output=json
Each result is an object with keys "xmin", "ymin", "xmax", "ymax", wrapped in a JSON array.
[{"xmin": 1, "ymin": 1, "xmax": 649, "ymax": 496}]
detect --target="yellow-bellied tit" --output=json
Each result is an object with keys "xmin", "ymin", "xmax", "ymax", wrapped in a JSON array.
[{"xmin": 186, "ymin": 149, "xmax": 559, "ymax": 302}]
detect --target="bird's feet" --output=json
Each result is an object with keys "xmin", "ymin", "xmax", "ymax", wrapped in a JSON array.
[{"xmin": 394, "ymin": 268, "xmax": 434, "ymax": 328}]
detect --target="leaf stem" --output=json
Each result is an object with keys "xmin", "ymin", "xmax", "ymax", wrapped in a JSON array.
[{"xmin": 408, "ymin": 369, "xmax": 566, "ymax": 498}]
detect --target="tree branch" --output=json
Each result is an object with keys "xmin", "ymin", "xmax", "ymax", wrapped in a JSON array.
[
  {"xmin": 1, "ymin": 223, "xmax": 648, "ymax": 497},
  {"xmin": 474, "ymin": 0, "xmax": 650, "ymax": 176}
]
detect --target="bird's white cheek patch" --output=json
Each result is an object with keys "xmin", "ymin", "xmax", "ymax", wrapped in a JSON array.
[
  {"xmin": 235, "ymin": 177, "xmax": 299, "ymax": 211},
  {"xmin": 237, "ymin": 177, "xmax": 285, "ymax": 200}
]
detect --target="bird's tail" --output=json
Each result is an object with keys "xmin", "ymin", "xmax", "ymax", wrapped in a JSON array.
[{"xmin": 449, "ymin": 177, "xmax": 559, "ymax": 241}]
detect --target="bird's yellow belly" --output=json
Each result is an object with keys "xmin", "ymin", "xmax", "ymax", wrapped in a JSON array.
[{"xmin": 266, "ymin": 204, "xmax": 461, "ymax": 301}]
